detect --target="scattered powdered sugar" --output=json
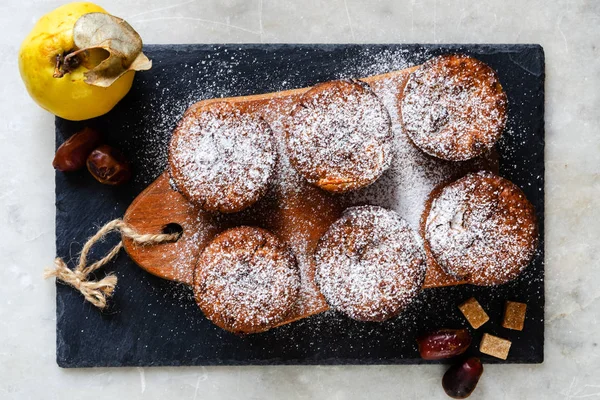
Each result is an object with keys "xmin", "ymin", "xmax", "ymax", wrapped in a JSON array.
[
  {"xmin": 169, "ymin": 105, "xmax": 276, "ymax": 212},
  {"xmin": 425, "ymin": 171, "xmax": 538, "ymax": 285},
  {"xmin": 401, "ymin": 55, "xmax": 507, "ymax": 161},
  {"xmin": 285, "ymin": 80, "xmax": 392, "ymax": 191},
  {"xmin": 195, "ymin": 227, "xmax": 300, "ymax": 333},
  {"xmin": 255, "ymin": 97, "xmax": 307, "ymax": 197},
  {"xmin": 335, "ymin": 47, "xmax": 431, "ymax": 80},
  {"xmin": 127, "ymin": 47, "xmax": 516, "ymax": 325},
  {"xmin": 161, "ymin": 211, "xmax": 220, "ymax": 284},
  {"xmin": 315, "ymin": 206, "xmax": 426, "ymax": 322},
  {"xmin": 158, "ymin": 49, "xmax": 499, "ymax": 321},
  {"xmin": 346, "ymin": 76, "xmax": 495, "ymax": 231}
]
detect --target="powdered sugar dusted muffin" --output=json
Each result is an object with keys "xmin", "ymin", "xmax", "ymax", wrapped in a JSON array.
[
  {"xmin": 424, "ymin": 171, "xmax": 537, "ymax": 286},
  {"xmin": 169, "ymin": 102, "xmax": 276, "ymax": 213},
  {"xmin": 285, "ymin": 79, "xmax": 393, "ymax": 193},
  {"xmin": 401, "ymin": 54, "xmax": 507, "ymax": 161},
  {"xmin": 194, "ymin": 227, "xmax": 300, "ymax": 334},
  {"xmin": 315, "ymin": 206, "xmax": 426, "ymax": 322}
]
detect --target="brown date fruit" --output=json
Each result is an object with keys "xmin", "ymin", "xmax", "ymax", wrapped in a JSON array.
[
  {"xmin": 52, "ymin": 127, "xmax": 102, "ymax": 172},
  {"xmin": 442, "ymin": 357, "xmax": 483, "ymax": 399},
  {"xmin": 86, "ymin": 145, "xmax": 132, "ymax": 185},
  {"xmin": 417, "ymin": 328, "xmax": 472, "ymax": 360}
]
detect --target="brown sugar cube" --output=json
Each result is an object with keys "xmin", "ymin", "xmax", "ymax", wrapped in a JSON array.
[
  {"xmin": 502, "ymin": 301, "xmax": 527, "ymax": 331},
  {"xmin": 458, "ymin": 297, "xmax": 489, "ymax": 329},
  {"xmin": 479, "ymin": 333, "xmax": 512, "ymax": 360}
]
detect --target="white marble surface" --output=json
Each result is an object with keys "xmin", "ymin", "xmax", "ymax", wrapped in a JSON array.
[{"xmin": 1, "ymin": 0, "xmax": 598, "ymax": 399}]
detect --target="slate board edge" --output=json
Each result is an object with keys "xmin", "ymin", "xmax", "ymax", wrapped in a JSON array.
[{"xmin": 54, "ymin": 43, "xmax": 545, "ymax": 368}]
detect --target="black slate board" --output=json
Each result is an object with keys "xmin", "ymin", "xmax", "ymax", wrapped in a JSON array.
[{"xmin": 55, "ymin": 44, "xmax": 545, "ymax": 367}]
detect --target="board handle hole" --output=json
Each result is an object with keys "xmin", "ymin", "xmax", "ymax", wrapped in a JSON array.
[{"xmin": 162, "ymin": 223, "xmax": 183, "ymax": 240}]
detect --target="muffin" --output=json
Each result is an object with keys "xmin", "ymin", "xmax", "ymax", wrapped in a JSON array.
[
  {"xmin": 169, "ymin": 102, "xmax": 276, "ymax": 213},
  {"xmin": 423, "ymin": 171, "xmax": 538, "ymax": 286},
  {"xmin": 285, "ymin": 79, "xmax": 393, "ymax": 193},
  {"xmin": 314, "ymin": 206, "xmax": 426, "ymax": 322},
  {"xmin": 194, "ymin": 226, "xmax": 300, "ymax": 334},
  {"xmin": 401, "ymin": 54, "xmax": 507, "ymax": 161}
]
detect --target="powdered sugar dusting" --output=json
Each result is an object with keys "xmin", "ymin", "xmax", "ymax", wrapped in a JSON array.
[
  {"xmin": 347, "ymin": 75, "xmax": 496, "ymax": 231},
  {"xmin": 315, "ymin": 206, "xmax": 425, "ymax": 322},
  {"xmin": 169, "ymin": 104, "xmax": 276, "ymax": 212},
  {"xmin": 401, "ymin": 55, "xmax": 507, "ymax": 161},
  {"xmin": 195, "ymin": 227, "xmax": 300, "ymax": 333},
  {"xmin": 79, "ymin": 45, "xmax": 544, "ymax": 362},
  {"xmin": 129, "ymin": 47, "xmax": 506, "ymax": 321},
  {"xmin": 425, "ymin": 171, "xmax": 538, "ymax": 285},
  {"xmin": 285, "ymin": 80, "xmax": 392, "ymax": 191}
]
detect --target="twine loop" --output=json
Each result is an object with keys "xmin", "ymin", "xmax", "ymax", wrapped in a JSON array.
[{"xmin": 44, "ymin": 219, "xmax": 180, "ymax": 309}]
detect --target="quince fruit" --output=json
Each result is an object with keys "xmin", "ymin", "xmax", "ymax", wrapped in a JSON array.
[{"xmin": 19, "ymin": 2, "xmax": 151, "ymax": 121}]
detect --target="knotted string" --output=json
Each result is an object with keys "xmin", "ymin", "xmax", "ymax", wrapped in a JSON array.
[{"xmin": 44, "ymin": 219, "xmax": 180, "ymax": 309}]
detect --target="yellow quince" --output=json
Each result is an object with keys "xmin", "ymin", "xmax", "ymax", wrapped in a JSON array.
[{"xmin": 19, "ymin": 2, "xmax": 151, "ymax": 121}]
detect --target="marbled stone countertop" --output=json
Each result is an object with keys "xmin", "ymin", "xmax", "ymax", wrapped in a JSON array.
[{"xmin": 1, "ymin": 1, "xmax": 598, "ymax": 399}]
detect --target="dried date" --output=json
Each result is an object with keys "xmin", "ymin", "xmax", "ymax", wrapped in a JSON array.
[
  {"xmin": 417, "ymin": 328, "xmax": 472, "ymax": 360},
  {"xmin": 86, "ymin": 145, "xmax": 131, "ymax": 185},
  {"xmin": 442, "ymin": 357, "xmax": 483, "ymax": 399},
  {"xmin": 52, "ymin": 127, "xmax": 102, "ymax": 172}
]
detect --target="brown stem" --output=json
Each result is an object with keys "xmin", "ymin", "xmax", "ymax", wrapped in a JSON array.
[
  {"xmin": 52, "ymin": 50, "xmax": 83, "ymax": 79},
  {"xmin": 62, "ymin": 48, "xmax": 85, "ymax": 70},
  {"xmin": 52, "ymin": 54, "xmax": 64, "ymax": 78}
]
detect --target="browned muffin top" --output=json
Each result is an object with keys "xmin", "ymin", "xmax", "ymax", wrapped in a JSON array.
[
  {"xmin": 169, "ymin": 102, "xmax": 276, "ymax": 213},
  {"xmin": 194, "ymin": 226, "xmax": 300, "ymax": 334},
  {"xmin": 401, "ymin": 54, "xmax": 507, "ymax": 161},
  {"xmin": 285, "ymin": 79, "xmax": 393, "ymax": 193},
  {"xmin": 315, "ymin": 206, "xmax": 425, "ymax": 322},
  {"xmin": 425, "ymin": 171, "xmax": 537, "ymax": 286}
]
